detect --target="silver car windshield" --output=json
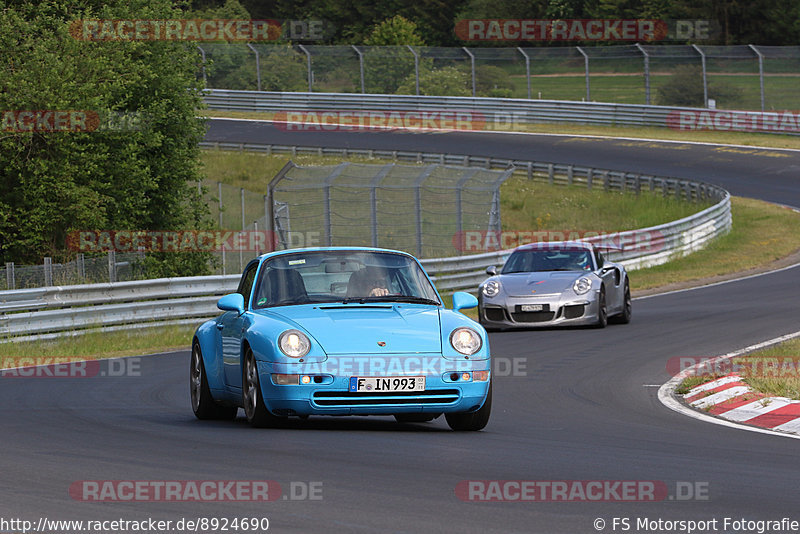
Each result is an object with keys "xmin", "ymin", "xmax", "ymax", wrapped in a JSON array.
[
  {"xmin": 501, "ymin": 249, "xmax": 594, "ymax": 273},
  {"xmin": 252, "ymin": 250, "xmax": 441, "ymax": 308}
]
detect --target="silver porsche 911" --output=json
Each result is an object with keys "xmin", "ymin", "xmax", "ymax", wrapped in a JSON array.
[{"xmin": 477, "ymin": 241, "xmax": 631, "ymax": 329}]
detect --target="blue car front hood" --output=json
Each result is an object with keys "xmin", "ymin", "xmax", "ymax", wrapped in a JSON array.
[{"xmin": 263, "ymin": 304, "xmax": 443, "ymax": 354}]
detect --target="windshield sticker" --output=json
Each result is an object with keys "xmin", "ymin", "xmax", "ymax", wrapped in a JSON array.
[{"xmin": 288, "ymin": 259, "xmax": 306, "ymax": 265}]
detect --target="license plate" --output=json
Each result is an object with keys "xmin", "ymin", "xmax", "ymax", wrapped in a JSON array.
[
  {"xmin": 349, "ymin": 376, "xmax": 425, "ymax": 392},
  {"xmin": 520, "ymin": 304, "xmax": 544, "ymax": 312}
]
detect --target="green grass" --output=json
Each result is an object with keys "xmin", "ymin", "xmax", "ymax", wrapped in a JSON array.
[
  {"xmin": 509, "ymin": 73, "xmax": 800, "ymax": 111},
  {"xmin": 738, "ymin": 337, "xmax": 800, "ymax": 400},
  {"xmin": 631, "ymin": 197, "xmax": 800, "ymax": 291},
  {"xmin": 677, "ymin": 337, "xmax": 800, "ymax": 401},
  {"xmin": 0, "ymin": 325, "xmax": 196, "ymax": 363}
]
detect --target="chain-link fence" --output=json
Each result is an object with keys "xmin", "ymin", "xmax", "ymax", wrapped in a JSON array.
[
  {"xmin": 265, "ymin": 161, "xmax": 512, "ymax": 259},
  {"xmin": 1, "ymin": 252, "xmax": 147, "ymax": 290},
  {"xmin": 197, "ymin": 44, "xmax": 800, "ymax": 111}
]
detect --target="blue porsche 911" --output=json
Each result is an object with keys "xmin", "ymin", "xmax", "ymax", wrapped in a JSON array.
[{"xmin": 191, "ymin": 247, "xmax": 491, "ymax": 431}]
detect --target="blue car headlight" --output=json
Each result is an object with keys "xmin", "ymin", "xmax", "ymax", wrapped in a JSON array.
[
  {"xmin": 450, "ymin": 328, "xmax": 482, "ymax": 355},
  {"xmin": 279, "ymin": 330, "xmax": 311, "ymax": 358},
  {"xmin": 573, "ymin": 277, "xmax": 592, "ymax": 295}
]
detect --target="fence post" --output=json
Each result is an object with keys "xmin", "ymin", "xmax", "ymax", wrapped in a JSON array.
[
  {"xmin": 413, "ymin": 165, "xmax": 437, "ymax": 258},
  {"xmin": 463, "ymin": 47, "xmax": 476, "ymax": 97},
  {"xmin": 5, "ymin": 262, "xmax": 14, "ymax": 289},
  {"xmin": 576, "ymin": 46, "xmax": 590, "ymax": 101},
  {"xmin": 370, "ymin": 163, "xmax": 394, "ymax": 247},
  {"xmin": 407, "ymin": 45, "xmax": 420, "ymax": 95},
  {"xmin": 44, "ymin": 257, "xmax": 52, "ymax": 286},
  {"xmin": 567, "ymin": 165, "xmax": 574, "ymax": 186},
  {"xmin": 517, "ymin": 47, "xmax": 531, "ymax": 99},
  {"xmin": 692, "ymin": 45, "xmax": 708, "ymax": 107},
  {"xmin": 108, "ymin": 250, "xmax": 117, "ymax": 283},
  {"xmin": 749, "ymin": 44, "xmax": 766, "ymax": 112},
  {"xmin": 247, "ymin": 43, "xmax": 261, "ymax": 92},
  {"xmin": 240, "ymin": 188, "xmax": 245, "ymax": 271},
  {"xmin": 77, "ymin": 253, "xmax": 85, "ymax": 280},
  {"xmin": 197, "ymin": 46, "xmax": 207, "ymax": 86},
  {"xmin": 635, "ymin": 43, "xmax": 650, "ymax": 105},
  {"xmin": 587, "ymin": 168, "xmax": 593, "ymax": 190},
  {"xmin": 548, "ymin": 163, "xmax": 554, "ymax": 184},
  {"xmin": 298, "ymin": 44, "xmax": 312, "ymax": 92},
  {"xmin": 527, "ymin": 161, "xmax": 533, "ymax": 180},
  {"xmin": 352, "ymin": 45, "xmax": 365, "ymax": 93}
]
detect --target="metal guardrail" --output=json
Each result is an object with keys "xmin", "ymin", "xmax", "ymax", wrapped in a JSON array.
[
  {"xmin": 203, "ymin": 89, "xmax": 798, "ymax": 135},
  {"xmin": 1, "ymin": 141, "xmax": 730, "ymax": 341}
]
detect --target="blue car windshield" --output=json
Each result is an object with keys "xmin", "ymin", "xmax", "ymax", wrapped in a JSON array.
[
  {"xmin": 252, "ymin": 250, "xmax": 441, "ymax": 308},
  {"xmin": 501, "ymin": 248, "xmax": 594, "ymax": 274}
]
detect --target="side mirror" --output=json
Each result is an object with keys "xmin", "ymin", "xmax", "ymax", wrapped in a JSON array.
[
  {"xmin": 217, "ymin": 293, "xmax": 245, "ymax": 314},
  {"xmin": 485, "ymin": 265, "xmax": 497, "ymax": 276},
  {"xmin": 452, "ymin": 291, "xmax": 478, "ymax": 312}
]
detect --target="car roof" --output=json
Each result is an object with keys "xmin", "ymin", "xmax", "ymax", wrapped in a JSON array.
[
  {"xmin": 256, "ymin": 246, "xmax": 416, "ymax": 261},
  {"xmin": 513, "ymin": 240, "xmax": 595, "ymax": 252}
]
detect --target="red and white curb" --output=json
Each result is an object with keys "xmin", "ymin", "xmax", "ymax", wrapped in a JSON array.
[
  {"xmin": 682, "ymin": 374, "xmax": 800, "ymax": 434},
  {"xmin": 658, "ymin": 329, "xmax": 800, "ymax": 441}
]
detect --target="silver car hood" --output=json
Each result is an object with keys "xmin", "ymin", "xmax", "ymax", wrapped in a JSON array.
[{"xmin": 498, "ymin": 271, "xmax": 586, "ymax": 297}]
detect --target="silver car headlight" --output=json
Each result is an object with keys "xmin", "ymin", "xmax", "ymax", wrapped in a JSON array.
[
  {"xmin": 482, "ymin": 280, "xmax": 500, "ymax": 297},
  {"xmin": 450, "ymin": 328, "xmax": 482, "ymax": 355},
  {"xmin": 573, "ymin": 277, "xmax": 592, "ymax": 295},
  {"xmin": 278, "ymin": 329, "xmax": 311, "ymax": 358}
]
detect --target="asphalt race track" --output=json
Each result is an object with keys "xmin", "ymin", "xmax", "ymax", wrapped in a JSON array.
[{"xmin": 3, "ymin": 121, "xmax": 800, "ymax": 533}]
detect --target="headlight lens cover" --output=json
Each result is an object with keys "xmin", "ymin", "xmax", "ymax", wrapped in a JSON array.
[
  {"xmin": 278, "ymin": 329, "xmax": 311, "ymax": 358},
  {"xmin": 450, "ymin": 328, "xmax": 482, "ymax": 355},
  {"xmin": 573, "ymin": 277, "xmax": 592, "ymax": 295},
  {"xmin": 482, "ymin": 280, "xmax": 500, "ymax": 297}
]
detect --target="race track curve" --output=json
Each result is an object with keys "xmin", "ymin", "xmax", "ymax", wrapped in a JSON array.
[{"xmin": 2, "ymin": 121, "xmax": 800, "ymax": 533}]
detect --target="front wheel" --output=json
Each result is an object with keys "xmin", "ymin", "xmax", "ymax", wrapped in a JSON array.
[
  {"xmin": 190, "ymin": 342, "xmax": 237, "ymax": 420},
  {"xmin": 594, "ymin": 286, "xmax": 608, "ymax": 329},
  {"xmin": 610, "ymin": 280, "xmax": 632, "ymax": 324},
  {"xmin": 243, "ymin": 349, "xmax": 284, "ymax": 428},
  {"xmin": 445, "ymin": 382, "xmax": 491, "ymax": 431}
]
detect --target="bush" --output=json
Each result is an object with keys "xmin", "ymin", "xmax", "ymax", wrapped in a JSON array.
[{"xmin": 656, "ymin": 65, "xmax": 742, "ymax": 107}]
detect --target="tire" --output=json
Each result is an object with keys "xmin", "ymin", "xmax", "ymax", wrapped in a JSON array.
[
  {"xmin": 445, "ymin": 382, "xmax": 492, "ymax": 431},
  {"xmin": 594, "ymin": 286, "xmax": 608, "ymax": 329},
  {"xmin": 394, "ymin": 414, "xmax": 439, "ymax": 423},
  {"xmin": 190, "ymin": 342, "xmax": 237, "ymax": 420},
  {"xmin": 242, "ymin": 348, "xmax": 284, "ymax": 428},
  {"xmin": 610, "ymin": 280, "xmax": 632, "ymax": 324}
]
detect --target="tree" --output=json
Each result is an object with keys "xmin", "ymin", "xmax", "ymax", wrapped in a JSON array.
[
  {"xmin": 0, "ymin": 0, "xmax": 212, "ymax": 276},
  {"xmin": 364, "ymin": 15, "xmax": 426, "ymax": 46}
]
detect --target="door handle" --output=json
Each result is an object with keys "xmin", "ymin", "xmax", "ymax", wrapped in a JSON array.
[{"xmin": 216, "ymin": 324, "xmax": 224, "ymax": 330}]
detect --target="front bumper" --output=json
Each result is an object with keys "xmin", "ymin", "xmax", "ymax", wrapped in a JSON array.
[
  {"xmin": 256, "ymin": 355, "xmax": 490, "ymax": 416},
  {"xmin": 479, "ymin": 292, "xmax": 600, "ymax": 328}
]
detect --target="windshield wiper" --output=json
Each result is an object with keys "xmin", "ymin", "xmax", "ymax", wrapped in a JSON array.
[{"xmin": 369, "ymin": 295, "xmax": 440, "ymax": 305}]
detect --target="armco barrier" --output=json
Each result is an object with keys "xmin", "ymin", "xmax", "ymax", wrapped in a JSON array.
[
  {"xmin": 1, "ymin": 131, "xmax": 731, "ymax": 341},
  {"xmin": 202, "ymin": 89, "xmax": 798, "ymax": 135},
  {"xmin": 1, "ymin": 193, "xmax": 728, "ymax": 341}
]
